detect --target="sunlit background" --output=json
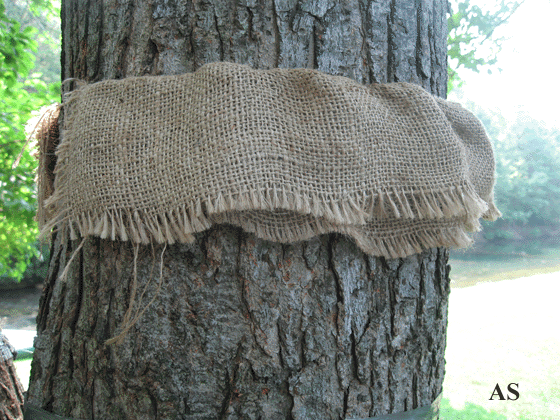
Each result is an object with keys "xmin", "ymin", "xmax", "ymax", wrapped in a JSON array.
[
  {"xmin": 453, "ymin": 0, "xmax": 560, "ymax": 127},
  {"xmin": 445, "ymin": 1, "xmax": 560, "ymax": 418}
]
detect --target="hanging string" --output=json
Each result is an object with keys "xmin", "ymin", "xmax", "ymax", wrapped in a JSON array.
[
  {"xmin": 105, "ymin": 243, "xmax": 167, "ymax": 346},
  {"xmin": 58, "ymin": 236, "xmax": 87, "ymax": 283},
  {"xmin": 12, "ymin": 104, "xmax": 61, "ymax": 170}
]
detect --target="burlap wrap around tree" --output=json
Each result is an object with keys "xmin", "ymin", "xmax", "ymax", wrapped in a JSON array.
[{"xmin": 39, "ymin": 62, "xmax": 500, "ymax": 259}]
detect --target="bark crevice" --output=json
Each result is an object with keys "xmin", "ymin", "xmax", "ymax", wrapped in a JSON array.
[
  {"xmin": 271, "ymin": 0, "xmax": 281, "ymax": 67},
  {"xmin": 387, "ymin": 0, "xmax": 397, "ymax": 81},
  {"xmin": 213, "ymin": 9, "xmax": 225, "ymax": 62}
]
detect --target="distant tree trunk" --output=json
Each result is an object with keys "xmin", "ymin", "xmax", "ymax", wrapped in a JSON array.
[
  {"xmin": 28, "ymin": 1, "xmax": 450, "ymax": 418},
  {"xmin": 1, "ymin": 332, "xmax": 24, "ymax": 420}
]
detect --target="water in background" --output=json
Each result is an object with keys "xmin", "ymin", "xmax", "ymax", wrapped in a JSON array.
[{"xmin": 449, "ymin": 240, "xmax": 560, "ymax": 287}]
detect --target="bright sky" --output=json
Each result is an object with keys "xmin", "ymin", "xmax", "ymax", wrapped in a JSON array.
[{"xmin": 450, "ymin": 0, "xmax": 560, "ymax": 129}]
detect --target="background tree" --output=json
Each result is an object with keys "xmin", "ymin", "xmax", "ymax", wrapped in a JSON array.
[
  {"xmin": 447, "ymin": 0, "xmax": 524, "ymax": 91},
  {"xmin": 0, "ymin": 0, "xmax": 59, "ymax": 285},
  {"xmin": 27, "ymin": 1, "xmax": 451, "ymax": 418},
  {"xmin": 470, "ymin": 104, "xmax": 560, "ymax": 245},
  {"xmin": 3, "ymin": 0, "xmax": 61, "ymax": 85}
]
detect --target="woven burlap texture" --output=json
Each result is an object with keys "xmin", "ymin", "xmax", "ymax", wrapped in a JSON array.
[
  {"xmin": 35, "ymin": 104, "xmax": 60, "ymax": 230},
  {"xmin": 41, "ymin": 62, "xmax": 500, "ymax": 259}
]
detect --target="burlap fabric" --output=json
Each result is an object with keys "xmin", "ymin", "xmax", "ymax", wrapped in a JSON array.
[
  {"xmin": 35, "ymin": 104, "xmax": 60, "ymax": 230},
  {"xmin": 40, "ymin": 62, "xmax": 500, "ymax": 258}
]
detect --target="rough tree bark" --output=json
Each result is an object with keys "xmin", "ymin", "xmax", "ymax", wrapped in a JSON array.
[
  {"xmin": 1, "ymin": 332, "xmax": 25, "ymax": 420},
  {"xmin": 27, "ymin": 1, "xmax": 450, "ymax": 419}
]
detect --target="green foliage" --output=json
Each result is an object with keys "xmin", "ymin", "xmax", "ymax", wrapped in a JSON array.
[
  {"xmin": 440, "ymin": 398, "xmax": 531, "ymax": 420},
  {"xmin": 0, "ymin": 0, "xmax": 60, "ymax": 283},
  {"xmin": 469, "ymin": 103, "xmax": 560, "ymax": 243},
  {"xmin": 4, "ymin": 0, "xmax": 61, "ymax": 84},
  {"xmin": 440, "ymin": 398, "xmax": 507, "ymax": 419},
  {"xmin": 448, "ymin": 0, "xmax": 524, "ymax": 92},
  {"xmin": 499, "ymin": 117, "xmax": 560, "ymax": 224}
]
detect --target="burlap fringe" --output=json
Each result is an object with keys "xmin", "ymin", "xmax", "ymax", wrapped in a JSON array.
[
  {"xmin": 349, "ymin": 225, "xmax": 475, "ymax": 260},
  {"xmin": 40, "ymin": 182, "xmax": 491, "ymax": 244},
  {"xmin": 25, "ymin": 104, "xmax": 60, "ymax": 228},
  {"xmin": 218, "ymin": 212, "xmax": 477, "ymax": 260},
  {"xmin": 482, "ymin": 200, "xmax": 502, "ymax": 221}
]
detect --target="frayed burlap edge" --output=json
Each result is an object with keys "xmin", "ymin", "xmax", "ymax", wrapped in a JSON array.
[
  {"xmin": 213, "ymin": 210, "xmax": 479, "ymax": 259},
  {"xmin": 35, "ymin": 104, "xmax": 61, "ymax": 229},
  {"xmin": 40, "ymin": 180, "xmax": 491, "ymax": 244}
]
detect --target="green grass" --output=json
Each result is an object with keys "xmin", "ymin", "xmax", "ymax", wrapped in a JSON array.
[{"xmin": 439, "ymin": 399, "xmax": 531, "ymax": 419}]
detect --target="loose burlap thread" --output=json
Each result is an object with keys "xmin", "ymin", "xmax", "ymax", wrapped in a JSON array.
[
  {"xmin": 35, "ymin": 104, "xmax": 60, "ymax": 230},
  {"xmin": 39, "ymin": 61, "xmax": 500, "ymax": 260}
]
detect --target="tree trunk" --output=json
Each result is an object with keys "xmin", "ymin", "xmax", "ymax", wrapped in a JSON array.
[
  {"xmin": 1, "ymin": 332, "xmax": 25, "ymax": 420},
  {"xmin": 28, "ymin": 1, "xmax": 450, "ymax": 418}
]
